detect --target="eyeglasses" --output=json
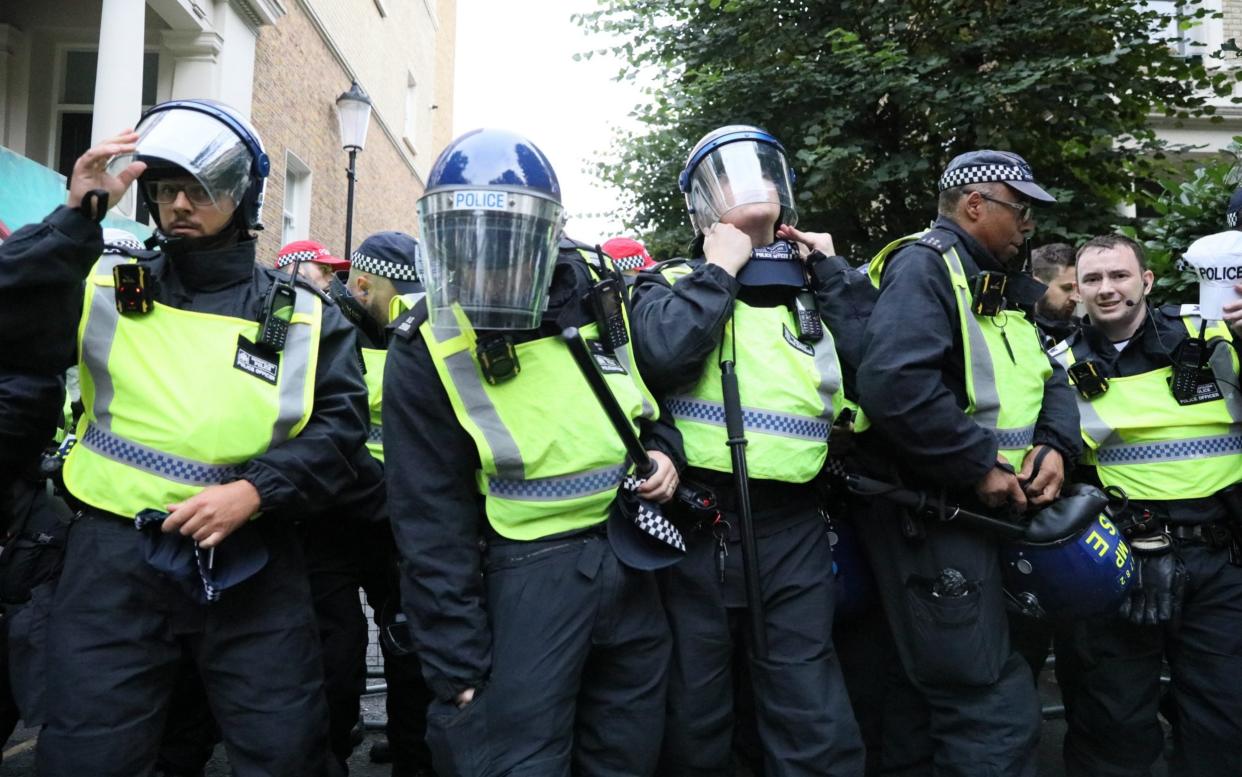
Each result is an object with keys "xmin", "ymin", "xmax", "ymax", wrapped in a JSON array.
[
  {"xmin": 971, "ymin": 191, "xmax": 1034, "ymax": 222},
  {"xmin": 144, "ymin": 180, "xmax": 215, "ymax": 207}
]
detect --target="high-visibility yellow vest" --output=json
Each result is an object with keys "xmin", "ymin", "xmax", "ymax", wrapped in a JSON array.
[
  {"xmin": 1050, "ymin": 306, "xmax": 1242, "ymax": 500},
  {"xmin": 63, "ymin": 254, "xmax": 321, "ymax": 517},
  {"xmin": 656, "ymin": 263, "xmax": 843, "ymax": 483},
  {"xmin": 869, "ymin": 231, "xmax": 1049, "ymax": 469},
  {"xmin": 361, "ymin": 292, "xmax": 424, "ymax": 463},
  {"xmin": 420, "ymin": 261, "xmax": 658, "ymax": 540}
]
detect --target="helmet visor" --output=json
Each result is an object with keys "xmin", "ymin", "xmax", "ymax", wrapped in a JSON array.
[
  {"xmin": 107, "ymin": 109, "xmax": 253, "ymax": 210},
  {"xmin": 418, "ymin": 189, "xmax": 564, "ymax": 331},
  {"xmin": 686, "ymin": 140, "xmax": 796, "ymax": 233}
]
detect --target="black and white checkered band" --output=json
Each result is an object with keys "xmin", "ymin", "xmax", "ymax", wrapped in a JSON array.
[
  {"xmin": 276, "ymin": 250, "xmax": 325, "ymax": 268},
  {"xmin": 939, "ymin": 164, "xmax": 1035, "ymax": 192},
  {"xmin": 351, "ymin": 251, "xmax": 419, "ymax": 282},
  {"xmin": 1228, "ymin": 211, "xmax": 1239, "ymax": 228},
  {"xmin": 103, "ymin": 237, "xmax": 146, "ymax": 255},
  {"xmin": 613, "ymin": 254, "xmax": 647, "ymax": 270}
]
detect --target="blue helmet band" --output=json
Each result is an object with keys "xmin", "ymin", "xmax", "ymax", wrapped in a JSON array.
[
  {"xmin": 139, "ymin": 100, "xmax": 270, "ymax": 181},
  {"xmin": 680, "ymin": 128, "xmax": 791, "ymax": 193}
]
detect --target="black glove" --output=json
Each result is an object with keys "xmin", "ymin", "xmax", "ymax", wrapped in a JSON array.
[{"xmin": 1119, "ymin": 533, "xmax": 1187, "ymax": 626}]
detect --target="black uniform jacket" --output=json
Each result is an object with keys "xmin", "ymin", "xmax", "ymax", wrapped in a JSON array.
[
  {"xmin": 0, "ymin": 206, "xmax": 370, "ymax": 518},
  {"xmin": 856, "ymin": 216, "xmax": 1081, "ymax": 491},
  {"xmin": 1060, "ymin": 303, "xmax": 1237, "ymax": 521},
  {"xmin": 382, "ymin": 248, "xmax": 686, "ymax": 702}
]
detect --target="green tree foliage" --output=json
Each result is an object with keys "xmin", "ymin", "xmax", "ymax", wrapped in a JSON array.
[
  {"xmin": 578, "ymin": 0, "xmax": 1238, "ymax": 260},
  {"xmin": 1121, "ymin": 144, "xmax": 1242, "ymax": 303}
]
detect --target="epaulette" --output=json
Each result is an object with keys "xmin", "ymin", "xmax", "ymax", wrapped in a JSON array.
[
  {"xmin": 103, "ymin": 245, "xmax": 162, "ymax": 262},
  {"xmin": 915, "ymin": 228, "xmax": 958, "ymax": 254},
  {"xmin": 389, "ymin": 296, "xmax": 429, "ymax": 342},
  {"xmin": 558, "ymin": 235, "xmax": 597, "ymax": 253},
  {"xmin": 1164, "ymin": 303, "xmax": 1200, "ymax": 319},
  {"xmin": 1047, "ymin": 339, "xmax": 1071, "ymax": 359},
  {"xmin": 292, "ymin": 274, "xmax": 333, "ymax": 305}
]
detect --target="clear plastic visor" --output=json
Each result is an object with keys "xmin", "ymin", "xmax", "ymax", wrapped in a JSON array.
[
  {"xmin": 686, "ymin": 141, "xmax": 796, "ymax": 233},
  {"xmin": 417, "ymin": 189, "xmax": 564, "ymax": 331},
  {"xmin": 107, "ymin": 110, "xmax": 253, "ymax": 209}
]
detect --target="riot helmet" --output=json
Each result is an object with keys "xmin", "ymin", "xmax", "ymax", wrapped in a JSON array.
[
  {"xmin": 680, "ymin": 125, "xmax": 797, "ymax": 235},
  {"xmin": 1001, "ymin": 483, "xmax": 1136, "ymax": 619},
  {"xmin": 107, "ymin": 99, "xmax": 270, "ymax": 233},
  {"xmin": 417, "ymin": 128, "xmax": 564, "ymax": 331}
]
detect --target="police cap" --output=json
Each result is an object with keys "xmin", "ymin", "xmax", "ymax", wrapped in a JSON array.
[
  {"xmin": 352, "ymin": 231, "xmax": 423, "ymax": 294},
  {"xmin": 939, "ymin": 150, "xmax": 1056, "ymax": 203}
]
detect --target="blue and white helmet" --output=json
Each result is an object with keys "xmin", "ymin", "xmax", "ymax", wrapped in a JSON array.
[
  {"xmin": 417, "ymin": 128, "xmax": 565, "ymax": 331},
  {"xmin": 110, "ymin": 99, "xmax": 270, "ymax": 232},
  {"xmin": 680, "ymin": 125, "xmax": 797, "ymax": 235},
  {"xmin": 1002, "ymin": 483, "xmax": 1136, "ymax": 619}
]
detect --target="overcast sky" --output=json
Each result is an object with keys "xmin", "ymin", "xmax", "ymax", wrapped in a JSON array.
[{"xmin": 452, "ymin": 0, "xmax": 648, "ymax": 243}]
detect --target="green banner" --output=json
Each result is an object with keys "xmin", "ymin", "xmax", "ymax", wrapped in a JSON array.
[{"xmin": 0, "ymin": 145, "xmax": 152, "ymax": 240}]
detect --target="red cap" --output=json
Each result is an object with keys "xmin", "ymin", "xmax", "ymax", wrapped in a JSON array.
[
  {"xmin": 276, "ymin": 240, "xmax": 350, "ymax": 270},
  {"xmin": 602, "ymin": 237, "xmax": 655, "ymax": 272}
]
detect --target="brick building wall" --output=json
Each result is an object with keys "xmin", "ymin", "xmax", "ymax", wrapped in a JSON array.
[
  {"xmin": 249, "ymin": 0, "xmax": 455, "ymax": 264},
  {"xmin": 1225, "ymin": 0, "xmax": 1242, "ymax": 59}
]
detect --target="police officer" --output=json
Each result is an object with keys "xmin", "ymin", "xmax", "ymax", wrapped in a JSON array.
[
  {"xmin": 383, "ymin": 128, "xmax": 683, "ymax": 776},
  {"xmin": 1030, "ymin": 242, "xmax": 1081, "ymax": 347},
  {"xmin": 0, "ymin": 99, "xmax": 367, "ymax": 776},
  {"xmin": 628, "ymin": 124, "xmax": 865, "ymax": 777},
  {"xmin": 855, "ymin": 151, "xmax": 1081, "ymax": 776},
  {"xmin": 304, "ymin": 230, "xmax": 435, "ymax": 777},
  {"xmin": 1051, "ymin": 233, "xmax": 1242, "ymax": 777}
]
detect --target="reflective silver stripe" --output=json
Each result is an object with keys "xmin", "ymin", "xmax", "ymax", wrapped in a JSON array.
[
  {"xmin": 1209, "ymin": 342, "xmax": 1242, "ymax": 423},
  {"xmin": 1050, "ymin": 345, "xmax": 1119, "ymax": 448},
  {"xmin": 367, "ymin": 424, "xmax": 383, "ymax": 444},
  {"xmin": 612, "ymin": 343, "xmax": 656, "ymax": 421},
  {"xmin": 943, "ymin": 247, "xmax": 1001, "ymax": 428},
  {"xmin": 995, "ymin": 425, "xmax": 1036, "ymax": 450},
  {"xmin": 430, "ymin": 320, "xmax": 525, "ymax": 479},
  {"xmin": 487, "ymin": 463, "xmax": 627, "ymax": 502},
  {"xmin": 667, "ymin": 396, "xmax": 831, "ymax": 442},
  {"xmin": 812, "ymin": 330, "xmax": 842, "ymax": 425},
  {"xmin": 79, "ymin": 423, "xmax": 244, "ymax": 486},
  {"xmin": 1097, "ymin": 428, "xmax": 1242, "ymax": 465},
  {"xmin": 269, "ymin": 287, "xmax": 319, "ymax": 447},
  {"xmin": 82, "ymin": 255, "xmax": 130, "ymax": 431}
]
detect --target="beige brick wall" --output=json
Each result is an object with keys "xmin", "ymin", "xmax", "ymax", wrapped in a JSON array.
[
  {"xmin": 1225, "ymin": 0, "xmax": 1242, "ymax": 59},
  {"xmin": 249, "ymin": 0, "xmax": 455, "ymax": 265}
]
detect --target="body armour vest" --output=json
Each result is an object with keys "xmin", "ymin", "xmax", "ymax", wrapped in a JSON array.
[
  {"xmin": 658, "ymin": 262, "xmax": 843, "ymax": 483},
  {"xmin": 63, "ymin": 254, "xmax": 321, "ymax": 517},
  {"xmin": 420, "ymin": 257, "xmax": 658, "ymax": 540},
  {"xmin": 869, "ymin": 231, "xmax": 1049, "ymax": 469},
  {"xmin": 1051, "ymin": 306, "xmax": 1242, "ymax": 500}
]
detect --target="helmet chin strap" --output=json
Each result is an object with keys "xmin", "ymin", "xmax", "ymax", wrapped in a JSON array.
[{"xmin": 154, "ymin": 221, "xmax": 244, "ymax": 256}]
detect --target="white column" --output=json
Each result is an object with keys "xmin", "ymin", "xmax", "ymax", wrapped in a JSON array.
[
  {"xmin": 90, "ymin": 0, "xmax": 146, "ymax": 145},
  {"xmin": 162, "ymin": 30, "xmax": 223, "ymax": 100}
]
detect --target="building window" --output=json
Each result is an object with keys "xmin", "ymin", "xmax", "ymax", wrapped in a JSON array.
[
  {"xmin": 403, "ymin": 73, "xmax": 417, "ymax": 154},
  {"xmin": 1145, "ymin": 0, "xmax": 1213, "ymax": 60},
  {"xmin": 53, "ymin": 49, "xmax": 158, "ymax": 178},
  {"xmin": 282, "ymin": 152, "xmax": 313, "ymax": 246}
]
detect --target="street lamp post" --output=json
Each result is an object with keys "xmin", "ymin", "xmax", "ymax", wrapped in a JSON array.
[{"xmin": 336, "ymin": 80, "xmax": 373, "ymax": 261}]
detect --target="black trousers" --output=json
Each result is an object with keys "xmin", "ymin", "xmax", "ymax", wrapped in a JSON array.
[
  {"xmin": 304, "ymin": 517, "xmax": 434, "ymax": 775},
  {"xmin": 36, "ymin": 513, "xmax": 334, "ymax": 777},
  {"xmin": 426, "ymin": 533, "xmax": 670, "ymax": 777},
  {"xmin": 657, "ymin": 502, "xmax": 865, "ymax": 777},
  {"xmin": 1063, "ymin": 541, "xmax": 1242, "ymax": 777},
  {"xmin": 852, "ymin": 497, "xmax": 1040, "ymax": 777}
]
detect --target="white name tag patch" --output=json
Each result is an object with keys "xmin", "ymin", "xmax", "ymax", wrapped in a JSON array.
[
  {"xmin": 450, "ymin": 190, "xmax": 511, "ymax": 211},
  {"xmin": 235, "ymin": 336, "xmax": 279, "ymax": 385}
]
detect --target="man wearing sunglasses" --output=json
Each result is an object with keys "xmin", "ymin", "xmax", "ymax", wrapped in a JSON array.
[
  {"xmin": 0, "ymin": 99, "xmax": 368, "ymax": 776},
  {"xmin": 851, "ymin": 151, "xmax": 1081, "ymax": 776}
]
